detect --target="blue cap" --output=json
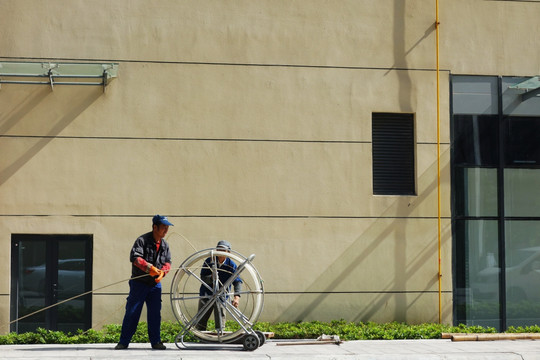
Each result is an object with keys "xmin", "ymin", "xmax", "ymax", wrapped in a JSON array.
[
  {"xmin": 152, "ymin": 215, "xmax": 174, "ymax": 226},
  {"xmin": 216, "ymin": 240, "xmax": 231, "ymax": 251}
]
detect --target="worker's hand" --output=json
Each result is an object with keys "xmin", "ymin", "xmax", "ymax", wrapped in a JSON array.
[
  {"xmin": 232, "ymin": 295, "xmax": 240, "ymax": 308},
  {"xmin": 155, "ymin": 270, "xmax": 165, "ymax": 283},
  {"xmin": 148, "ymin": 265, "xmax": 161, "ymax": 277}
]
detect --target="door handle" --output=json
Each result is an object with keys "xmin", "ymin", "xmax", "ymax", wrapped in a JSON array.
[{"xmin": 52, "ymin": 283, "xmax": 58, "ymax": 300}]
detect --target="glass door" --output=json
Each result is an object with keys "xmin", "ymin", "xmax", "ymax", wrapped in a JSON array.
[{"xmin": 10, "ymin": 234, "xmax": 93, "ymax": 333}]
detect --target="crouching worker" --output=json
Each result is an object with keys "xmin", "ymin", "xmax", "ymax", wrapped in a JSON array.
[
  {"xmin": 195, "ymin": 240, "xmax": 243, "ymax": 331},
  {"xmin": 115, "ymin": 215, "xmax": 173, "ymax": 350}
]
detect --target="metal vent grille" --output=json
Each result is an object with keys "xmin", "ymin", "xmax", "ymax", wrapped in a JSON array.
[{"xmin": 372, "ymin": 113, "xmax": 416, "ymax": 195}]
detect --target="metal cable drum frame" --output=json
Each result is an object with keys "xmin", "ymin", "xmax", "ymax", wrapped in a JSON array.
[{"xmin": 170, "ymin": 248, "xmax": 265, "ymax": 351}]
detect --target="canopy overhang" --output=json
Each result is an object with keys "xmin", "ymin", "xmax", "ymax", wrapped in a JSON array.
[{"xmin": 0, "ymin": 62, "xmax": 118, "ymax": 91}]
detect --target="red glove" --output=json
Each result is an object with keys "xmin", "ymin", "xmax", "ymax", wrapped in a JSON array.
[{"xmin": 161, "ymin": 262, "xmax": 171, "ymax": 275}]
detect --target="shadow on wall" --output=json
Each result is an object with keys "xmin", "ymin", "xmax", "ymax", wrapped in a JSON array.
[
  {"xmin": 277, "ymin": 1, "xmax": 445, "ymax": 323},
  {"xmin": 0, "ymin": 86, "xmax": 102, "ymax": 185},
  {"xmin": 276, "ymin": 148, "xmax": 451, "ymax": 323},
  {"xmin": 384, "ymin": 0, "xmax": 436, "ymax": 108},
  {"xmin": 394, "ymin": 0, "xmax": 413, "ymax": 111}
]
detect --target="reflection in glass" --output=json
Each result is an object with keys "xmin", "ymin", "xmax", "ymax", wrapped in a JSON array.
[
  {"xmin": 455, "ymin": 220, "xmax": 500, "ymax": 328},
  {"xmin": 455, "ymin": 168, "xmax": 497, "ymax": 217},
  {"xmin": 17, "ymin": 240, "xmax": 47, "ymax": 333},
  {"xmin": 505, "ymin": 169, "xmax": 540, "ymax": 217},
  {"xmin": 453, "ymin": 115, "xmax": 498, "ymax": 166},
  {"xmin": 57, "ymin": 240, "xmax": 87, "ymax": 333},
  {"xmin": 505, "ymin": 221, "xmax": 540, "ymax": 327}
]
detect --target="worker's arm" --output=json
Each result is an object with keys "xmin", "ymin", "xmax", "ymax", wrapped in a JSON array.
[
  {"xmin": 133, "ymin": 256, "xmax": 149, "ymax": 271},
  {"xmin": 161, "ymin": 262, "xmax": 171, "ymax": 274},
  {"xmin": 231, "ymin": 278, "xmax": 242, "ymax": 307},
  {"xmin": 133, "ymin": 257, "xmax": 161, "ymax": 276}
]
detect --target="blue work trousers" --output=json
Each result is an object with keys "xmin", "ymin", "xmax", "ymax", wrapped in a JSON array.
[{"xmin": 119, "ymin": 279, "xmax": 162, "ymax": 346}]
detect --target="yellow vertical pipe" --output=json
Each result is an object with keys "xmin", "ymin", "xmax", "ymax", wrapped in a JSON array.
[{"xmin": 435, "ymin": 0, "xmax": 442, "ymax": 324}]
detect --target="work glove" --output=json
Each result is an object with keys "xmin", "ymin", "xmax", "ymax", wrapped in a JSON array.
[
  {"xmin": 155, "ymin": 271, "xmax": 165, "ymax": 283},
  {"xmin": 148, "ymin": 265, "xmax": 161, "ymax": 277}
]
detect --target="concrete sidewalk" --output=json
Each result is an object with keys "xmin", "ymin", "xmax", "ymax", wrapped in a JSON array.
[{"xmin": 1, "ymin": 339, "xmax": 540, "ymax": 359}]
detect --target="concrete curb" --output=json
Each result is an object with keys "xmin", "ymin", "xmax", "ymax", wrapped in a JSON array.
[{"xmin": 0, "ymin": 339, "xmax": 539, "ymax": 360}]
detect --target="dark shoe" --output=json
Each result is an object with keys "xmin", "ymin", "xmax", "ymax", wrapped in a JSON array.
[
  {"xmin": 115, "ymin": 343, "xmax": 128, "ymax": 350},
  {"xmin": 152, "ymin": 342, "xmax": 166, "ymax": 350}
]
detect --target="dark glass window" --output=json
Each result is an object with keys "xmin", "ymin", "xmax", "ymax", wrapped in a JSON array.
[
  {"xmin": 454, "ymin": 219, "xmax": 500, "ymax": 328},
  {"xmin": 504, "ymin": 116, "xmax": 540, "ymax": 166},
  {"xmin": 452, "ymin": 75, "xmax": 540, "ymax": 331},
  {"xmin": 453, "ymin": 167, "xmax": 498, "ymax": 217},
  {"xmin": 453, "ymin": 115, "xmax": 499, "ymax": 166},
  {"xmin": 504, "ymin": 220, "xmax": 540, "ymax": 327},
  {"xmin": 372, "ymin": 113, "xmax": 415, "ymax": 195},
  {"xmin": 10, "ymin": 234, "xmax": 93, "ymax": 333}
]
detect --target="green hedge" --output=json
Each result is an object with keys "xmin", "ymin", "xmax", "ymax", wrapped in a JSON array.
[{"xmin": 1, "ymin": 320, "xmax": 539, "ymax": 345}]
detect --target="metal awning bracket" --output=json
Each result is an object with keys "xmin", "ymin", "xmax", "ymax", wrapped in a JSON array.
[
  {"xmin": 508, "ymin": 76, "xmax": 540, "ymax": 101},
  {"xmin": 0, "ymin": 61, "xmax": 118, "ymax": 90},
  {"xmin": 522, "ymin": 87, "xmax": 540, "ymax": 101},
  {"xmin": 101, "ymin": 63, "xmax": 118, "ymax": 93},
  {"xmin": 48, "ymin": 69, "xmax": 54, "ymax": 91}
]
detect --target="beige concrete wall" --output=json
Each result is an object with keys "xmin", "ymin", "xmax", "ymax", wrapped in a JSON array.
[
  {"xmin": 1, "ymin": 63, "xmax": 446, "ymax": 143},
  {"xmin": 1, "ymin": 0, "xmax": 437, "ymax": 69},
  {"xmin": 0, "ymin": 66, "xmax": 449, "ymax": 216},
  {"xmin": 442, "ymin": 0, "xmax": 540, "ymax": 76},
  {"xmin": 2, "ymin": 0, "xmax": 537, "ymax": 75},
  {"xmin": 1, "ymin": 0, "xmax": 538, "ymax": 333},
  {"xmin": 0, "ymin": 0, "xmax": 540, "ymax": 76},
  {"xmin": 0, "ymin": 214, "xmax": 452, "ymax": 329}
]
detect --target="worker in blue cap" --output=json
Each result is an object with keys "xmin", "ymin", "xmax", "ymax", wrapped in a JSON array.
[
  {"xmin": 115, "ymin": 215, "xmax": 173, "ymax": 350},
  {"xmin": 195, "ymin": 240, "xmax": 243, "ymax": 331}
]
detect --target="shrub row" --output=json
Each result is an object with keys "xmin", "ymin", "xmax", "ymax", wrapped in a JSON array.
[{"xmin": 1, "ymin": 320, "xmax": 539, "ymax": 345}]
